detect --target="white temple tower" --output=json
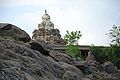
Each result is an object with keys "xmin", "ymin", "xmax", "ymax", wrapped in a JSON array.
[{"xmin": 38, "ymin": 10, "xmax": 54, "ymax": 30}]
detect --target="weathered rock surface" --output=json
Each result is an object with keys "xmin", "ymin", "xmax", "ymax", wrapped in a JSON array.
[
  {"xmin": 0, "ymin": 40, "xmax": 83, "ymax": 80},
  {"xmin": 0, "ymin": 23, "xmax": 120, "ymax": 80},
  {"xmin": 49, "ymin": 50, "xmax": 72, "ymax": 64},
  {"xmin": 0, "ymin": 40, "xmax": 119, "ymax": 80},
  {"xmin": 102, "ymin": 61, "xmax": 118, "ymax": 74},
  {"xmin": 0, "ymin": 23, "xmax": 31, "ymax": 42}
]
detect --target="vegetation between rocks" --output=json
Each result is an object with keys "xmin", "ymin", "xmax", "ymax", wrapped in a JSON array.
[
  {"xmin": 64, "ymin": 30, "xmax": 84, "ymax": 60},
  {"xmin": 90, "ymin": 45, "xmax": 120, "ymax": 69}
]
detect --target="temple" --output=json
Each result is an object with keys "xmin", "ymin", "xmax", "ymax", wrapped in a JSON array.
[
  {"xmin": 32, "ymin": 10, "xmax": 90, "ymax": 55},
  {"xmin": 38, "ymin": 10, "xmax": 54, "ymax": 30},
  {"xmin": 32, "ymin": 10, "xmax": 65, "ymax": 45}
]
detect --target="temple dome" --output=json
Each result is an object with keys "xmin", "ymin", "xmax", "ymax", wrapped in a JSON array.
[{"xmin": 42, "ymin": 10, "xmax": 50, "ymax": 20}]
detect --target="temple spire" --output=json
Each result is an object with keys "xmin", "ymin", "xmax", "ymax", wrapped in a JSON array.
[{"xmin": 45, "ymin": 10, "xmax": 47, "ymax": 14}]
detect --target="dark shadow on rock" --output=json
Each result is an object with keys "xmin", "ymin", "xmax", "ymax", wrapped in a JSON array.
[
  {"xmin": 0, "ymin": 24, "xmax": 12, "ymax": 30},
  {"xmin": 29, "ymin": 41, "xmax": 50, "ymax": 56},
  {"xmin": 0, "ymin": 23, "xmax": 31, "ymax": 42}
]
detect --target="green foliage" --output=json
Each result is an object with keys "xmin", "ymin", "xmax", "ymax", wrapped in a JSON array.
[
  {"xmin": 66, "ymin": 44, "xmax": 84, "ymax": 60},
  {"xmin": 64, "ymin": 30, "xmax": 82, "ymax": 44},
  {"xmin": 64, "ymin": 30, "xmax": 83, "ymax": 60},
  {"xmin": 90, "ymin": 46, "xmax": 108, "ymax": 63},
  {"xmin": 107, "ymin": 25, "xmax": 120, "ymax": 46},
  {"xmin": 90, "ymin": 45, "xmax": 120, "ymax": 69}
]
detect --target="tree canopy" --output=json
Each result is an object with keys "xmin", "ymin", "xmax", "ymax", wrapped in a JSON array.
[
  {"xmin": 64, "ymin": 30, "xmax": 83, "ymax": 60},
  {"xmin": 64, "ymin": 30, "xmax": 82, "ymax": 45},
  {"xmin": 107, "ymin": 25, "xmax": 120, "ymax": 46}
]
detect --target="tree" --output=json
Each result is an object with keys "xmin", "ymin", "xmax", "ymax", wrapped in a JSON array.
[
  {"xmin": 107, "ymin": 25, "xmax": 120, "ymax": 46},
  {"xmin": 64, "ymin": 30, "xmax": 83, "ymax": 60},
  {"xmin": 64, "ymin": 30, "xmax": 82, "ymax": 45}
]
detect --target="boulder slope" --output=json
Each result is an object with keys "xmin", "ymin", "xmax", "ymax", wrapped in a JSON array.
[
  {"xmin": 0, "ymin": 23, "xmax": 31, "ymax": 42},
  {"xmin": 0, "ymin": 23, "xmax": 120, "ymax": 80},
  {"xmin": 0, "ymin": 40, "xmax": 83, "ymax": 80}
]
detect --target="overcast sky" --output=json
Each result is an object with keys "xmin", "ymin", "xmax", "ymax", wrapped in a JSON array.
[{"xmin": 0, "ymin": 0, "xmax": 120, "ymax": 46}]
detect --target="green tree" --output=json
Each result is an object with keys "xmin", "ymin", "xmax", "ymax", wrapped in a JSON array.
[
  {"xmin": 64, "ymin": 30, "xmax": 82, "ymax": 45},
  {"xmin": 107, "ymin": 25, "xmax": 120, "ymax": 46},
  {"xmin": 64, "ymin": 30, "xmax": 83, "ymax": 60}
]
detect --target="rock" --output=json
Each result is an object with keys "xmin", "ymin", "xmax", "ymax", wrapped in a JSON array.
[
  {"xmin": 0, "ymin": 24, "xmax": 12, "ymax": 30},
  {"xmin": 49, "ymin": 50, "xmax": 72, "ymax": 64},
  {"xmin": 88, "ymin": 61, "xmax": 104, "ymax": 73},
  {"xmin": 81, "ymin": 78, "xmax": 91, "ymax": 80},
  {"xmin": 29, "ymin": 40, "xmax": 50, "ymax": 56},
  {"xmin": 0, "ymin": 23, "xmax": 31, "ymax": 42},
  {"xmin": 60, "ymin": 62, "xmax": 83, "ymax": 80},
  {"xmin": 92, "ymin": 73, "xmax": 104, "ymax": 80},
  {"xmin": 103, "ymin": 61, "xmax": 117, "ymax": 74},
  {"xmin": 73, "ymin": 61, "xmax": 92, "ymax": 74},
  {"xmin": 92, "ymin": 72, "xmax": 120, "ymax": 80},
  {"xmin": 85, "ymin": 51, "xmax": 96, "ymax": 63},
  {"xmin": 0, "ymin": 35, "xmax": 120, "ymax": 80},
  {"xmin": 0, "ymin": 39, "xmax": 84, "ymax": 80},
  {"xmin": 62, "ymin": 71, "xmax": 81, "ymax": 80}
]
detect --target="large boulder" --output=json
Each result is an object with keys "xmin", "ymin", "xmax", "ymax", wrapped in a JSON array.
[
  {"xmin": 28, "ymin": 40, "xmax": 51, "ymax": 56},
  {"xmin": 60, "ymin": 62, "xmax": 83, "ymax": 80},
  {"xmin": 49, "ymin": 50, "xmax": 72, "ymax": 64},
  {"xmin": 102, "ymin": 61, "xmax": 117, "ymax": 74},
  {"xmin": 0, "ymin": 40, "xmax": 84, "ymax": 80},
  {"xmin": 73, "ymin": 61, "xmax": 92, "ymax": 74},
  {"xmin": 0, "ymin": 23, "xmax": 31, "ymax": 42}
]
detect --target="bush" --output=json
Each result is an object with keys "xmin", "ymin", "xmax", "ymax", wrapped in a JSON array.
[
  {"xmin": 66, "ymin": 44, "xmax": 84, "ymax": 60},
  {"xmin": 90, "ymin": 45, "xmax": 120, "ymax": 69}
]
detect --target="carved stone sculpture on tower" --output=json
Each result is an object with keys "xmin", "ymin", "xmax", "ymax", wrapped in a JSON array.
[
  {"xmin": 32, "ymin": 10, "xmax": 65, "ymax": 45},
  {"xmin": 38, "ymin": 10, "xmax": 54, "ymax": 30}
]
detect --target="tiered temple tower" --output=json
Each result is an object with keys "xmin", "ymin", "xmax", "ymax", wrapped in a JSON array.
[
  {"xmin": 38, "ymin": 10, "xmax": 54, "ymax": 30},
  {"xmin": 32, "ymin": 10, "xmax": 65, "ymax": 45}
]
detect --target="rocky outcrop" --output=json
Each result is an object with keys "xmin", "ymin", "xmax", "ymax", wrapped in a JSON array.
[
  {"xmin": 102, "ymin": 61, "xmax": 118, "ymax": 74},
  {"xmin": 49, "ymin": 50, "xmax": 72, "ymax": 64},
  {"xmin": 0, "ymin": 39, "xmax": 119, "ymax": 80},
  {"xmin": 0, "ymin": 40, "xmax": 83, "ymax": 80},
  {"xmin": 29, "ymin": 40, "xmax": 51, "ymax": 56},
  {"xmin": 0, "ymin": 23, "xmax": 120, "ymax": 80},
  {"xmin": 0, "ymin": 23, "xmax": 31, "ymax": 42}
]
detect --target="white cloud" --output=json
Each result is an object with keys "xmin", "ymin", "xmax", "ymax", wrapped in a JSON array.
[{"xmin": 0, "ymin": 0, "xmax": 57, "ymax": 7}]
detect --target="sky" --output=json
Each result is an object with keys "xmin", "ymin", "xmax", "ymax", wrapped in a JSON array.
[{"xmin": 0, "ymin": 0, "xmax": 120, "ymax": 46}]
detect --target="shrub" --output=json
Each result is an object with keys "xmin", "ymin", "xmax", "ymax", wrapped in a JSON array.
[
  {"xmin": 90, "ymin": 45, "xmax": 120, "ymax": 69},
  {"xmin": 66, "ymin": 44, "xmax": 84, "ymax": 60},
  {"xmin": 64, "ymin": 30, "xmax": 83, "ymax": 60}
]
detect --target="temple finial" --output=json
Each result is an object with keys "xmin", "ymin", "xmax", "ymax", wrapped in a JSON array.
[{"xmin": 45, "ymin": 10, "xmax": 47, "ymax": 14}]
